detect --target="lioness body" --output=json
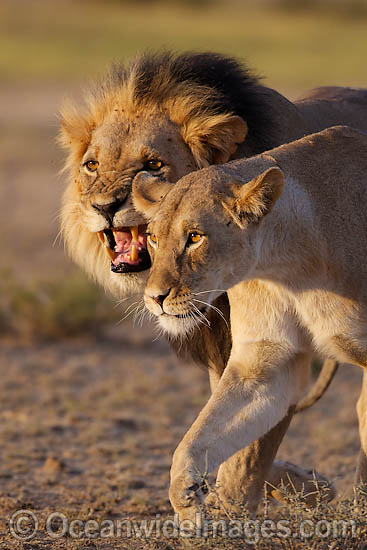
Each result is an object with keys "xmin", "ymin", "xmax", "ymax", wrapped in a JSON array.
[
  {"xmin": 60, "ymin": 52, "xmax": 367, "ymax": 512},
  {"xmin": 143, "ymin": 126, "xmax": 367, "ymax": 521}
]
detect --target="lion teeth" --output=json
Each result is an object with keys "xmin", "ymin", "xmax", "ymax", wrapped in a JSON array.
[
  {"xmin": 130, "ymin": 225, "xmax": 139, "ymax": 242},
  {"xmin": 130, "ymin": 245, "xmax": 138, "ymax": 262},
  {"xmin": 106, "ymin": 247, "xmax": 117, "ymax": 261}
]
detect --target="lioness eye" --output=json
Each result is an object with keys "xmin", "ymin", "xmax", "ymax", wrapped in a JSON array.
[
  {"xmin": 145, "ymin": 159, "xmax": 164, "ymax": 171},
  {"xmin": 187, "ymin": 232, "xmax": 202, "ymax": 245},
  {"xmin": 148, "ymin": 234, "xmax": 158, "ymax": 248},
  {"xmin": 84, "ymin": 160, "xmax": 99, "ymax": 172}
]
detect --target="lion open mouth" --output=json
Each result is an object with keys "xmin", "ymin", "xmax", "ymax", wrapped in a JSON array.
[{"xmin": 98, "ymin": 225, "xmax": 151, "ymax": 273}]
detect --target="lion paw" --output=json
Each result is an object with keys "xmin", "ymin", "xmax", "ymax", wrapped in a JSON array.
[{"xmin": 169, "ymin": 471, "xmax": 209, "ymax": 526}]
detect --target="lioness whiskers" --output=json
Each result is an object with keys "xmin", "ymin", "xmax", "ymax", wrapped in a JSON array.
[{"xmin": 192, "ymin": 298, "xmax": 229, "ymax": 329}]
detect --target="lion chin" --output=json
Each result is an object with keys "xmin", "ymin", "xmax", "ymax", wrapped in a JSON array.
[{"xmin": 154, "ymin": 313, "xmax": 201, "ymax": 339}]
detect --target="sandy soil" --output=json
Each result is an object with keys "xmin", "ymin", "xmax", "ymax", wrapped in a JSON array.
[
  {"xmin": 0, "ymin": 327, "xmax": 363, "ymax": 548},
  {"xmin": 0, "ymin": 326, "xmax": 208, "ymax": 548}
]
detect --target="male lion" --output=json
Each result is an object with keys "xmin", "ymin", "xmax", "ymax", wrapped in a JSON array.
[
  {"xmin": 59, "ymin": 51, "xmax": 367, "ymax": 511},
  {"xmin": 141, "ymin": 126, "xmax": 367, "ymax": 522}
]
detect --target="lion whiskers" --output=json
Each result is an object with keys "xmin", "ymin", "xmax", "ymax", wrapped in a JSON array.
[
  {"xmin": 117, "ymin": 299, "xmax": 144, "ymax": 324},
  {"xmin": 192, "ymin": 289, "xmax": 226, "ymax": 296},
  {"xmin": 115, "ymin": 293, "xmax": 142, "ymax": 307},
  {"xmin": 189, "ymin": 301, "xmax": 211, "ymax": 328},
  {"xmin": 135, "ymin": 304, "xmax": 155, "ymax": 328},
  {"xmin": 52, "ymin": 229, "xmax": 64, "ymax": 248},
  {"xmin": 192, "ymin": 298, "xmax": 229, "ymax": 329}
]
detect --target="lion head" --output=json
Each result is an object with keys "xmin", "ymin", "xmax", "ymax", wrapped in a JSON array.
[
  {"xmin": 59, "ymin": 51, "xmax": 278, "ymax": 298},
  {"xmin": 141, "ymin": 164, "xmax": 284, "ymax": 337}
]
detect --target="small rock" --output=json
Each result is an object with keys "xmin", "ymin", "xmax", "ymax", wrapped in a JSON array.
[
  {"xmin": 113, "ymin": 417, "xmax": 137, "ymax": 430},
  {"xmin": 42, "ymin": 456, "xmax": 64, "ymax": 473},
  {"xmin": 127, "ymin": 479, "xmax": 146, "ymax": 489}
]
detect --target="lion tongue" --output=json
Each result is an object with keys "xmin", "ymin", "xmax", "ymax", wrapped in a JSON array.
[
  {"xmin": 113, "ymin": 229, "xmax": 132, "ymax": 250},
  {"xmin": 112, "ymin": 226, "xmax": 141, "ymax": 266}
]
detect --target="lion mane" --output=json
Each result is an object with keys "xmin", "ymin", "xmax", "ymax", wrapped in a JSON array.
[{"xmin": 60, "ymin": 50, "xmax": 276, "ymax": 168}]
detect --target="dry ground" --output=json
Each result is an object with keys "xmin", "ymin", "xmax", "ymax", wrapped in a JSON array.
[{"xmin": 0, "ymin": 327, "xmax": 364, "ymax": 549}]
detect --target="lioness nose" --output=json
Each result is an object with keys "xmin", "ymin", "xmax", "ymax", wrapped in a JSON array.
[
  {"xmin": 152, "ymin": 289, "xmax": 171, "ymax": 308},
  {"xmin": 92, "ymin": 196, "xmax": 127, "ymax": 223}
]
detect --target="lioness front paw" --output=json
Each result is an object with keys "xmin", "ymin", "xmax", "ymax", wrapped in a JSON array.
[{"xmin": 169, "ymin": 472, "xmax": 208, "ymax": 524}]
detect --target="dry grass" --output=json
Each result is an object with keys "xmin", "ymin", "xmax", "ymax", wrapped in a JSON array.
[
  {"xmin": 0, "ymin": 270, "xmax": 119, "ymax": 340},
  {"xmin": 0, "ymin": 0, "xmax": 366, "ymax": 93},
  {"xmin": 178, "ymin": 484, "xmax": 367, "ymax": 549}
]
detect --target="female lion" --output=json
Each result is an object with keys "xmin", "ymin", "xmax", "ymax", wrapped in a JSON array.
[{"xmin": 136, "ymin": 125, "xmax": 367, "ymax": 522}]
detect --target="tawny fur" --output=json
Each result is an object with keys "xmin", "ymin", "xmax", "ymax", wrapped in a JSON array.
[
  {"xmin": 59, "ymin": 52, "xmax": 367, "ymax": 516},
  {"xmin": 59, "ymin": 52, "xmax": 367, "ymax": 303},
  {"xmin": 142, "ymin": 126, "xmax": 367, "ymax": 521}
]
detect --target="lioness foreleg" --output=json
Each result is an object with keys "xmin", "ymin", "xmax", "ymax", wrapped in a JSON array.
[
  {"xmin": 207, "ymin": 365, "xmax": 295, "ymax": 514},
  {"xmin": 169, "ymin": 342, "xmax": 302, "ymax": 523},
  {"xmin": 206, "ymin": 407, "xmax": 295, "ymax": 515}
]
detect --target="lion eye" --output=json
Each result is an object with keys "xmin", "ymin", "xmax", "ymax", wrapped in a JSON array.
[
  {"xmin": 84, "ymin": 160, "xmax": 99, "ymax": 172},
  {"xmin": 145, "ymin": 159, "xmax": 163, "ymax": 171},
  {"xmin": 148, "ymin": 234, "xmax": 158, "ymax": 248},
  {"xmin": 187, "ymin": 232, "xmax": 203, "ymax": 245}
]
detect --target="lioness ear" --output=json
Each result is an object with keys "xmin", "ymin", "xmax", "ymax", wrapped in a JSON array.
[
  {"xmin": 183, "ymin": 115, "xmax": 247, "ymax": 168},
  {"xmin": 222, "ymin": 167, "xmax": 285, "ymax": 228},
  {"xmin": 132, "ymin": 172, "xmax": 174, "ymax": 220}
]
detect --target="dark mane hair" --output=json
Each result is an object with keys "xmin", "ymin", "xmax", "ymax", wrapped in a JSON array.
[{"xmin": 107, "ymin": 51, "xmax": 277, "ymax": 155}]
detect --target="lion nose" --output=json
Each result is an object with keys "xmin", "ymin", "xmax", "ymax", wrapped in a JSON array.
[
  {"xmin": 92, "ymin": 196, "xmax": 127, "ymax": 224},
  {"xmin": 152, "ymin": 289, "xmax": 171, "ymax": 308}
]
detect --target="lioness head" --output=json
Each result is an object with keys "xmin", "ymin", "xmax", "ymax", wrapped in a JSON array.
[
  {"xmin": 143, "ymin": 165, "xmax": 284, "ymax": 336},
  {"xmin": 59, "ymin": 52, "xmax": 254, "ymax": 298}
]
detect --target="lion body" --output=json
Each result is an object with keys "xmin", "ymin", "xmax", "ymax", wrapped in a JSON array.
[{"xmin": 143, "ymin": 126, "xmax": 367, "ymax": 520}]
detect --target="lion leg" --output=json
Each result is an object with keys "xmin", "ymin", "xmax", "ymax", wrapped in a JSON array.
[
  {"xmin": 206, "ymin": 355, "xmax": 335, "ymax": 515},
  {"xmin": 169, "ymin": 343, "xmax": 304, "ymax": 523},
  {"xmin": 205, "ymin": 407, "xmax": 295, "ymax": 515},
  {"xmin": 206, "ymin": 367, "xmax": 294, "ymax": 513},
  {"xmin": 355, "ymin": 370, "xmax": 367, "ymax": 484}
]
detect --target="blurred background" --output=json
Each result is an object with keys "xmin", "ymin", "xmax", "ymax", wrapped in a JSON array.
[
  {"xmin": 0, "ymin": 0, "xmax": 366, "ymax": 339},
  {"xmin": 0, "ymin": 3, "xmax": 366, "ymax": 543}
]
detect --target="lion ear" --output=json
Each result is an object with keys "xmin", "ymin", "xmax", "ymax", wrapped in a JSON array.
[
  {"xmin": 221, "ymin": 167, "xmax": 285, "ymax": 228},
  {"xmin": 132, "ymin": 172, "xmax": 174, "ymax": 219},
  {"xmin": 183, "ymin": 115, "xmax": 247, "ymax": 168},
  {"xmin": 58, "ymin": 102, "xmax": 93, "ymax": 160}
]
